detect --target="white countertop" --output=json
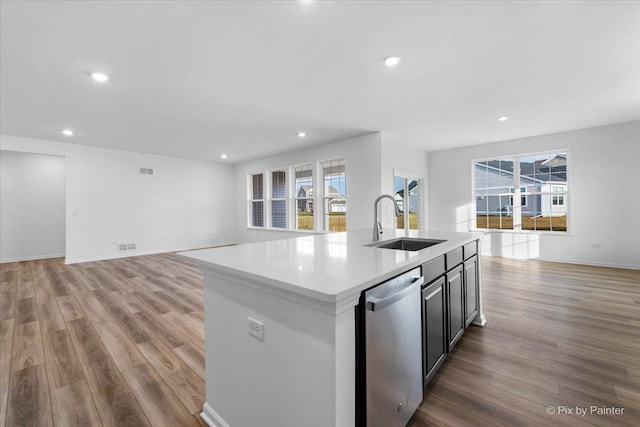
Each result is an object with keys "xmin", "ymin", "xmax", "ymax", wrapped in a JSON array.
[{"xmin": 179, "ymin": 229, "xmax": 483, "ymax": 312}]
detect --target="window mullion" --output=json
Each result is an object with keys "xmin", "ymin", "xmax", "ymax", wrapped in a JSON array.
[
  {"xmin": 265, "ymin": 171, "xmax": 272, "ymax": 229},
  {"xmin": 288, "ymin": 166, "xmax": 294, "ymax": 230},
  {"xmin": 513, "ymin": 158, "xmax": 522, "ymax": 231},
  {"xmin": 313, "ymin": 162, "xmax": 321, "ymax": 232},
  {"xmin": 404, "ymin": 178, "xmax": 409, "ymax": 232}
]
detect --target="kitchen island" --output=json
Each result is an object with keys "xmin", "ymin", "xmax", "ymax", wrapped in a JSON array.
[{"xmin": 180, "ymin": 229, "xmax": 485, "ymax": 427}]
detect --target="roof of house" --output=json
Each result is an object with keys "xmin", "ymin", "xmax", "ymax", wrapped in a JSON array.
[
  {"xmin": 394, "ymin": 180, "xmax": 419, "ymax": 198},
  {"xmin": 480, "ymin": 154, "xmax": 567, "ymax": 183},
  {"xmin": 298, "ymin": 185, "xmax": 341, "ymax": 197}
]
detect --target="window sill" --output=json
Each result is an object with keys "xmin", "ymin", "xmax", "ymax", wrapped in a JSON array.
[
  {"xmin": 246, "ymin": 226, "xmax": 320, "ymax": 234},
  {"xmin": 470, "ymin": 228, "xmax": 573, "ymax": 237}
]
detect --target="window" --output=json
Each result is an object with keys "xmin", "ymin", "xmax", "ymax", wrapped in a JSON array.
[
  {"xmin": 294, "ymin": 164, "xmax": 314, "ymax": 230},
  {"xmin": 248, "ymin": 159, "xmax": 347, "ymax": 233},
  {"xmin": 271, "ymin": 170, "xmax": 287, "ymax": 228},
  {"xmin": 250, "ymin": 173, "xmax": 264, "ymax": 227},
  {"xmin": 509, "ymin": 187, "xmax": 527, "ymax": 207},
  {"xmin": 394, "ymin": 174, "xmax": 422, "ymax": 230},
  {"xmin": 551, "ymin": 185, "xmax": 565, "ymax": 206},
  {"xmin": 322, "ymin": 159, "xmax": 346, "ymax": 232},
  {"xmin": 474, "ymin": 151, "xmax": 568, "ymax": 232}
]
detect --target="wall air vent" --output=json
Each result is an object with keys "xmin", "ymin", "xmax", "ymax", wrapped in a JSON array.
[{"xmin": 118, "ymin": 243, "xmax": 137, "ymax": 251}]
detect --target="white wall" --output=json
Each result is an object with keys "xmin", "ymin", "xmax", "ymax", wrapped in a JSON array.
[
  {"xmin": 234, "ymin": 133, "xmax": 383, "ymax": 243},
  {"xmin": 0, "ymin": 135, "xmax": 236, "ymax": 264},
  {"xmin": 428, "ymin": 121, "xmax": 640, "ymax": 269},
  {"xmin": 1, "ymin": 150, "xmax": 66, "ymax": 262},
  {"xmin": 380, "ymin": 138, "xmax": 429, "ymax": 229}
]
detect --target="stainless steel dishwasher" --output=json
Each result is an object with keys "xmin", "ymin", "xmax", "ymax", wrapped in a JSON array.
[{"xmin": 358, "ymin": 267, "xmax": 424, "ymax": 427}]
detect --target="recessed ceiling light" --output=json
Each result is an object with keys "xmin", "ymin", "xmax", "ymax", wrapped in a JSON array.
[
  {"xmin": 384, "ymin": 56, "xmax": 400, "ymax": 67},
  {"xmin": 91, "ymin": 72, "xmax": 109, "ymax": 82},
  {"xmin": 497, "ymin": 116, "xmax": 509, "ymax": 122},
  {"xmin": 62, "ymin": 129, "xmax": 74, "ymax": 136},
  {"xmin": 298, "ymin": 132, "xmax": 306, "ymax": 138},
  {"xmin": 220, "ymin": 154, "xmax": 228, "ymax": 159}
]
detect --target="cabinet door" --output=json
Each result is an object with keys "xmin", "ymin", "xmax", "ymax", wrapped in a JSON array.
[
  {"xmin": 464, "ymin": 255, "xmax": 479, "ymax": 328},
  {"xmin": 422, "ymin": 277, "xmax": 447, "ymax": 386},
  {"xmin": 447, "ymin": 265, "xmax": 464, "ymax": 352}
]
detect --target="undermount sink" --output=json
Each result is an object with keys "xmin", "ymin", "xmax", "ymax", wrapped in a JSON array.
[{"xmin": 365, "ymin": 238, "xmax": 447, "ymax": 251}]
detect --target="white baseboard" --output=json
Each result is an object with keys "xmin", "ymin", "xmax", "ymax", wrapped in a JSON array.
[
  {"xmin": 201, "ymin": 402, "xmax": 230, "ymax": 427},
  {"xmin": 0, "ymin": 253, "xmax": 65, "ymax": 263},
  {"xmin": 472, "ymin": 313, "xmax": 487, "ymax": 327},
  {"xmin": 481, "ymin": 254, "xmax": 639, "ymax": 271},
  {"xmin": 64, "ymin": 242, "xmax": 236, "ymax": 265},
  {"xmin": 534, "ymin": 257, "xmax": 640, "ymax": 271}
]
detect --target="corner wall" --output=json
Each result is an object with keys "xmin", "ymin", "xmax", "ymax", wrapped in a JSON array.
[
  {"xmin": 0, "ymin": 135, "xmax": 236, "ymax": 263},
  {"xmin": 380, "ymin": 138, "xmax": 429, "ymax": 229},
  {"xmin": 428, "ymin": 121, "xmax": 640, "ymax": 269},
  {"xmin": 1, "ymin": 150, "xmax": 66, "ymax": 262},
  {"xmin": 234, "ymin": 133, "xmax": 382, "ymax": 243}
]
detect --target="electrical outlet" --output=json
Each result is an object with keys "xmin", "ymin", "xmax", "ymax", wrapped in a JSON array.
[{"xmin": 248, "ymin": 317, "xmax": 264, "ymax": 341}]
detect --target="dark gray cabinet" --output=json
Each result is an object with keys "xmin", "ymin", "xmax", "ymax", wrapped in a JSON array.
[
  {"xmin": 420, "ymin": 239, "xmax": 480, "ymax": 387},
  {"xmin": 421, "ymin": 277, "xmax": 447, "ymax": 385},
  {"xmin": 446, "ymin": 264, "xmax": 464, "ymax": 352},
  {"xmin": 464, "ymin": 255, "xmax": 479, "ymax": 328}
]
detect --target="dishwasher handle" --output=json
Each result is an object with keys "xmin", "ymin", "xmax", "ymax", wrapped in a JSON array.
[{"xmin": 366, "ymin": 276, "xmax": 424, "ymax": 311}]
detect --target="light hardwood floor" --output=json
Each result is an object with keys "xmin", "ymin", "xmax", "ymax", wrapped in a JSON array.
[
  {"xmin": 1, "ymin": 254, "xmax": 639, "ymax": 426},
  {"xmin": 410, "ymin": 257, "xmax": 640, "ymax": 427},
  {"xmin": 1, "ymin": 254, "xmax": 208, "ymax": 427}
]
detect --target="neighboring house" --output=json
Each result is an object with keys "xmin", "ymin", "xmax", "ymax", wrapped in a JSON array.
[
  {"xmin": 475, "ymin": 154, "xmax": 567, "ymax": 217},
  {"xmin": 328, "ymin": 197, "xmax": 346, "ymax": 213},
  {"xmin": 297, "ymin": 185, "xmax": 314, "ymax": 212},
  {"xmin": 297, "ymin": 185, "xmax": 345, "ymax": 213}
]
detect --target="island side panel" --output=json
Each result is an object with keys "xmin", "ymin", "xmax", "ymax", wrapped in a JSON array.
[
  {"xmin": 472, "ymin": 238, "xmax": 487, "ymax": 326},
  {"xmin": 201, "ymin": 270, "xmax": 355, "ymax": 427},
  {"xmin": 335, "ymin": 305, "xmax": 356, "ymax": 426}
]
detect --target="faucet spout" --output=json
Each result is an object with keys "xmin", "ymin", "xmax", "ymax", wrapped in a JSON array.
[{"xmin": 373, "ymin": 194, "xmax": 402, "ymax": 241}]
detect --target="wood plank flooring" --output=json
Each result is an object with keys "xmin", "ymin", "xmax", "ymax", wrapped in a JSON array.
[
  {"xmin": 410, "ymin": 257, "xmax": 640, "ymax": 427},
  {"xmin": 1, "ymin": 254, "xmax": 205, "ymax": 427},
  {"xmin": 1, "ymin": 254, "xmax": 638, "ymax": 426}
]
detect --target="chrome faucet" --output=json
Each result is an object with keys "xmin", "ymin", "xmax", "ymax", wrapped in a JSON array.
[{"xmin": 373, "ymin": 194, "xmax": 402, "ymax": 241}]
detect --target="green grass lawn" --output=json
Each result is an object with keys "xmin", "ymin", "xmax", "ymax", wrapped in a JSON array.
[
  {"xmin": 476, "ymin": 215, "xmax": 566, "ymax": 231},
  {"xmin": 396, "ymin": 213, "xmax": 419, "ymax": 230},
  {"xmin": 296, "ymin": 212, "xmax": 346, "ymax": 231}
]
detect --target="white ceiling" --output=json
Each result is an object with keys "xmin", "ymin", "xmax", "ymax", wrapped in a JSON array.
[{"xmin": 1, "ymin": 1, "xmax": 639, "ymax": 163}]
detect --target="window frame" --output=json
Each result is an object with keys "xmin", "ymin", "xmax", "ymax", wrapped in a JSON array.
[
  {"xmin": 248, "ymin": 172, "xmax": 265, "ymax": 228},
  {"xmin": 393, "ymin": 170, "xmax": 424, "ymax": 231},
  {"xmin": 269, "ymin": 169, "xmax": 287, "ymax": 229},
  {"xmin": 292, "ymin": 163, "xmax": 316, "ymax": 232},
  {"xmin": 471, "ymin": 149, "xmax": 570, "ymax": 234},
  {"xmin": 247, "ymin": 158, "xmax": 347, "ymax": 233},
  {"xmin": 321, "ymin": 158, "xmax": 347, "ymax": 233}
]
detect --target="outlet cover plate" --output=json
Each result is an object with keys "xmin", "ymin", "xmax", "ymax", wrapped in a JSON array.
[{"xmin": 248, "ymin": 317, "xmax": 264, "ymax": 341}]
